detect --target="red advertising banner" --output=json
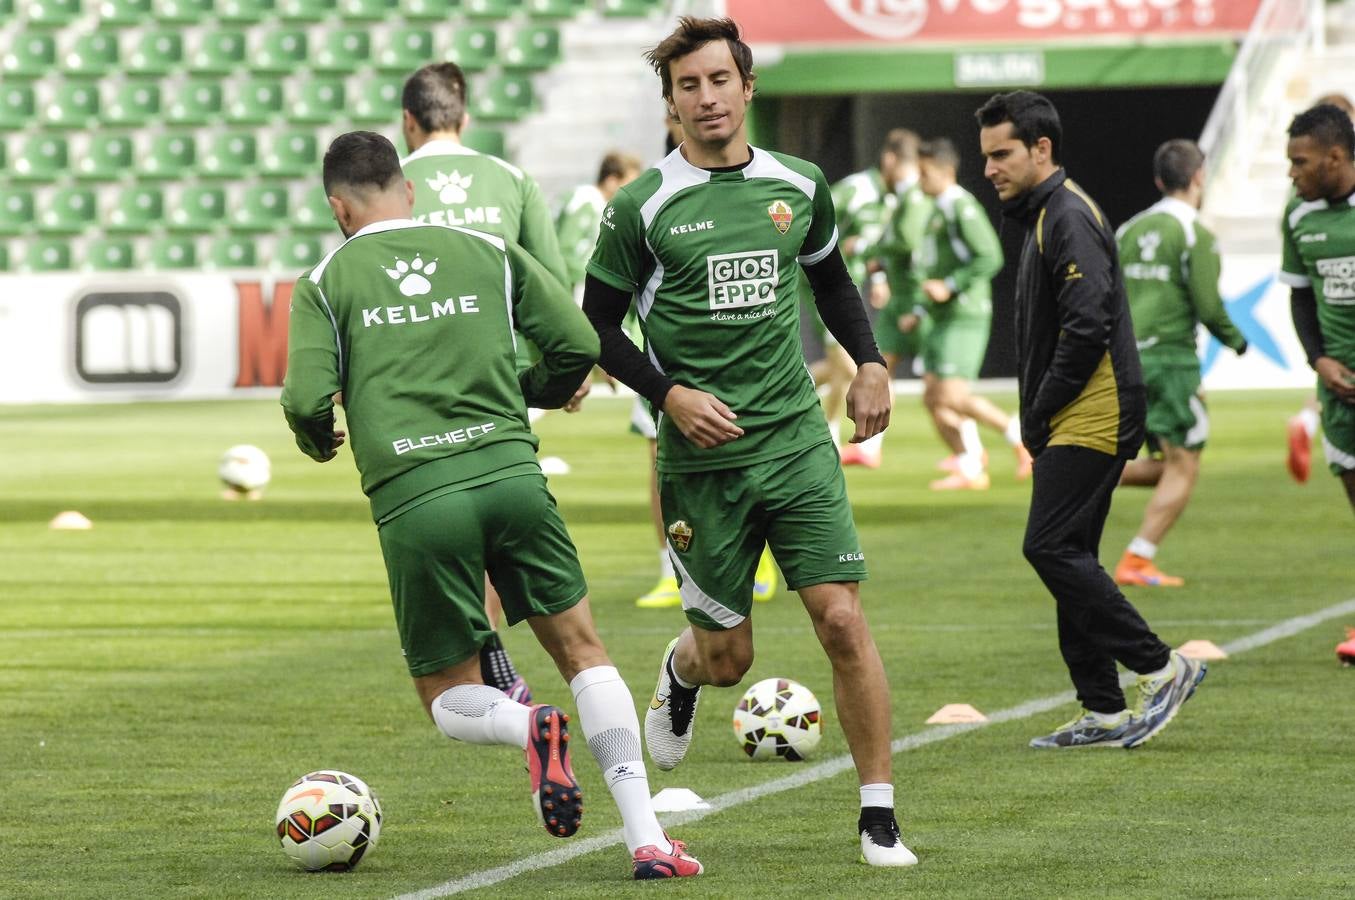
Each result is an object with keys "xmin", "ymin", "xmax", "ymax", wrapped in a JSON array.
[{"xmin": 723, "ymin": 0, "xmax": 1262, "ymax": 45}]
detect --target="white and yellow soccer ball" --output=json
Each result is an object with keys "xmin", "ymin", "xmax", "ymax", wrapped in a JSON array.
[
  {"xmin": 218, "ymin": 444, "xmax": 270, "ymax": 495},
  {"xmin": 275, "ymin": 770, "xmax": 382, "ymax": 872},
  {"xmin": 732, "ymin": 677, "xmax": 823, "ymax": 761}
]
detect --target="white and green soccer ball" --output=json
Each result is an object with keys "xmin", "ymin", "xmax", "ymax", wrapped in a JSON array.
[
  {"xmin": 275, "ymin": 770, "xmax": 382, "ymax": 872},
  {"xmin": 732, "ymin": 677, "xmax": 823, "ymax": 761},
  {"xmin": 218, "ymin": 444, "xmax": 270, "ymax": 494}
]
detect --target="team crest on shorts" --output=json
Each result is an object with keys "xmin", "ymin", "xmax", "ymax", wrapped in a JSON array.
[
  {"xmin": 768, "ymin": 200, "xmax": 793, "ymax": 235},
  {"xmin": 667, "ymin": 520, "xmax": 693, "ymax": 553}
]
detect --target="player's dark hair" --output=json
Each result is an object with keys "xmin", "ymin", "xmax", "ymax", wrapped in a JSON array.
[
  {"xmin": 646, "ymin": 16, "xmax": 755, "ymax": 101},
  {"xmin": 975, "ymin": 90, "xmax": 1062, "ymax": 164},
  {"xmin": 881, "ymin": 128, "xmax": 920, "ymax": 164},
  {"xmin": 1152, "ymin": 139, "xmax": 1204, "ymax": 193},
  {"xmin": 402, "ymin": 62, "xmax": 468, "ymax": 134},
  {"xmin": 1288, "ymin": 103, "xmax": 1355, "ymax": 159},
  {"xmin": 323, "ymin": 131, "xmax": 404, "ymax": 196},
  {"xmin": 597, "ymin": 151, "xmax": 642, "ymax": 185},
  {"xmin": 919, "ymin": 137, "xmax": 960, "ymax": 172},
  {"xmin": 1314, "ymin": 92, "xmax": 1355, "ymax": 117}
]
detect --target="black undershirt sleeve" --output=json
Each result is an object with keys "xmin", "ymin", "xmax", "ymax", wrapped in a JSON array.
[
  {"xmin": 802, "ymin": 245, "xmax": 887, "ymax": 368},
  {"xmin": 581, "ymin": 274, "xmax": 676, "ymax": 409},
  {"xmin": 1290, "ymin": 285, "xmax": 1326, "ymax": 367}
]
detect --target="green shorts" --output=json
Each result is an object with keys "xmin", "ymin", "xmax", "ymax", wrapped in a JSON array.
[
  {"xmin": 873, "ymin": 298, "xmax": 925, "ymax": 358},
  {"xmin": 1319, "ymin": 380, "xmax": 1355, "ymax": 474},
  {"xmin": 1142, "ymin": 361, "xmax": 1209, "ymax": 452},
  {"xmin": 377, "ymin": 473, "xmax": 587, "ymax": 677},
  {"xmin": 657, "ymin": 441, "xmax": 867, "ymax": 631},
  {"xmin": 923, "ymin": 316, "xmax": 990, "ymax": 380}
]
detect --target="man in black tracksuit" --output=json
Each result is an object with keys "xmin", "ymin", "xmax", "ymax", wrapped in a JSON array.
[{"xmin": 975, "ymin": 91, "xmax": 1206, "ymax": 749}]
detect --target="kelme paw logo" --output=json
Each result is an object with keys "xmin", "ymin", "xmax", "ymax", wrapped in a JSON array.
[
  {"xmin": 426, "ymin": 170, "xmax": 473, "ymax": 205},
  {"xmin": 384, "ymin": 255, "xmax": 438, "ymax": 297}
]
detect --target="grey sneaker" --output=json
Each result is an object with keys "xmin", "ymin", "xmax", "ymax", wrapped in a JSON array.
[
  {"xmin": 1029, "ymin": 709, "xmax": 1133, "ymax": 748},
  {"xmin": 644, "ymin": 637, "xmax": 701, "ymax": 770},
  {"xmin": 1122, "ymin": 650, "xmax": 1206, "ymax": 749}
]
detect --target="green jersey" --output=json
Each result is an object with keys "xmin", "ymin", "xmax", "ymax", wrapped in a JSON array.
[
  {"xmin": 587, "ymin": 146, "xmax": 838, "ymax": 474},
  {"xmin": 281, "ymin": 219, "xmax": 598, "ymax": 523},
  {"xmin": 913, "ymin": 184, "xmax": 1003, "ymax": 323},
  {"xmin": 831, "ymin": 167, "xmax": 895, "ymax": 285},
  {"xmin": 401, "ymin": 139, "xmax": 570, "ymax": 287},
  {"xmin": 555, "ymin": 183, "xmax": 605, "ymax": 289},
  {"xmin": 1117, "ymin": 196, "xmax": 1244, "ymax": 366},
  {"xmin": 1280, "ymin": 192, "xmax": 1355, "ymax": 366},
  {"xmin": 873, "ymin": 180, "xmax": 934, "ymax": 308}
]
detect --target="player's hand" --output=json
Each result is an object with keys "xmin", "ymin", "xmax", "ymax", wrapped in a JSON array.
[
  {"xmin": 841, "ymin": 235, "xmax": 860, "ymax": 257},
  {"xmin": 563, "ymin": 377, "xmax": 591, "ymax": 413},
  {"xmin": 898, "ymin": 313, "xmax": 920, "ymax": 334},
  {"xmin": 922, "ymin": 279, "xmax": 952, "ymax": 303},
  {"xmin": 320, "ymin": 430, "xmax": 346, "ymax": 462},
  {"xmin": 868, "ymin": 280, "xmax": 891, "ymax": 309},
  {"xmin": 1316, "ymin": 356, "xmax": 1355, "ymax": 401},
  {"xmin": 846, "ymin": 362, "xmax": 891, "ymax": 443},
  {"xmin": 662, "ymin": 385, "xmax": 744, "ymax": 449}
]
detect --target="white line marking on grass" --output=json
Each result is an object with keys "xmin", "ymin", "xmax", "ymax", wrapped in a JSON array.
[{"xmin": 395, "ymin": 596, "xmax": 1355, "ymax": 900}]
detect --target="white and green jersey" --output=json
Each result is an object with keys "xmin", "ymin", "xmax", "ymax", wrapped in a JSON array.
[
  {"xmin": 832, "ymin": 167, "xmax": 895, "ymax": 285},
  {"xmin": 1117, "ymin": 196, "xmax": 1244, "ymax": 366},
  {"xmin": 1280, "ymin": 192, "xmax": 1355, "ymax": 366},
  {"xmin": 873, "ymin": 180, "xmax": 934, "ymax": 310},
  {"xmin": 281, "ymin": 219, "xmax": 598, "ymax": 523},
  {"xmin": 587, "ymin": 146, "xmax": 838, "ymax": 473},
  {"xmin": 402, "ymin": 139, "xmax": 569, "ymax": 287},
  {"xmin": 555, "ymin": 183, "xmax": 605, "ymax": 290},
  {"xmin": 913, "ymin": 183, "xmax": 1003, "ymax": 323}
]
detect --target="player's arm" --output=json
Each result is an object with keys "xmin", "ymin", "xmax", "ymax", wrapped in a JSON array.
[
  {"xmin": 553, "ymin": 200, "xmax": 591, "ymax": 288},
  {"xmin": 1188, "ymin": 225, "xmax": 1246, "ymax": 353},
  {"xmin": 506, "ymin": 240, "xmax": 599, "ymax": 408},
  {"xmin": 942, "ymin": 197, "xmax": 1004, "ymax": 297},
  {"xmin": 581, "ymin": 274, "xmax": 673, "ymax": 406},
  {"xmin": 280, "ymin": 277, "xmax": 346, "ymax": 462},
  {"xmin": 518, "ymin": 176, "xmax": 572, "ymax": 288},
  {"xmin": 1290, "ymin": 285, "xmax": 1326, "ymax": 366}
]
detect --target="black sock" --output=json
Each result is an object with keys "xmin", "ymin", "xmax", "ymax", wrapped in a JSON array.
[{"xmin": 478, "ymin": 633, "xmax": 520, "ymax": 693}]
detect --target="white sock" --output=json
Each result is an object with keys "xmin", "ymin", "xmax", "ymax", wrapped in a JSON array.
[
  {"xmin": 859, "ymin": 431, "xmax": 884, "ymax": 457},
  {"xmin": 1003, "ymin": 417, "xmax": 1022, "ymax": 447},
  {"xmin": 1088, "ymin": 709, "xmax": 1128, "ymax": 724},
  {"xmin": 527, "ymin": 407, "xmax": 546, "ymax": 424},
  {"xmin": 570, "ymin": 665, "xmax": 668, "ymax": 854},
  {"xmin": 957, "ymin": 452, "xmax": 984, "ymax": 479},
  {"xmin": 430, "ymin": 684, "xmax": 530, "ymax": 748},
  {"xmin": 828, "ymin": 418, "xmax": 842, "ymax": 449},
  {"xmin": 658, "ymin": 549, "xmax": 675, "ymax": 579},
  {"xmin": 1298, "ymin": 407, "xmax": 1319, "ymax": 438},
  {"xmin": 860, "ymin": 783, "xmax": 894, "ymax": 810},
  {"xmin": 1128, "ymin": 537, "xmax": 1157, "ymax": 560},
  {"xmin": 667, "ymin": 640, "xmax": 698, "ymax": 689},
  {"xmin": 960, "ymin": 418, "xmax": 984, "ymax": 456}
]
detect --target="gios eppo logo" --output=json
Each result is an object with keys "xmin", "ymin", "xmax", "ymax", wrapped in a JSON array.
[
  {"xmin": 707, "ymin": 249, "xmax": 778, "ymax": 310},
  {"xmin": 1316, "ymin": 256, "xmax": 1355, "ymax": 303}
]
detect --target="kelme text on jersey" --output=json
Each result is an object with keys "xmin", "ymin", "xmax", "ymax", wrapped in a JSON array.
[
  {"xmin": 707, "ymin": 249, "xmax": 778, "ymax": 311},
  {"xmin": 362, "ymin": 295, "xmax": 481, "ymax": 327}
]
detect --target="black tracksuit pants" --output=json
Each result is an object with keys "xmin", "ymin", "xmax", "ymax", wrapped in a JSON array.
[{"xmin": 1022, "ymin": 445, "xmax": 1172, "ymax": 714}]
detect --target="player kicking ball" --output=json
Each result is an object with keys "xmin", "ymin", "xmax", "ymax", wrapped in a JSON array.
[
  {"xmin": 583, "ymin": 18, "xmax": 916, "ymax": 867},
  {"xmin": 281, "ymin": 132, "xmax": 700, "ymax": 880}
]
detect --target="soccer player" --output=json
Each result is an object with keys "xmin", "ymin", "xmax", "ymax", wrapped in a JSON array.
[
  {"xmin": 582, "ymin": 17, "xmax": 916, "ymax": 866},
  {"xmin": 281, "ymin": 132, "xmax": 702, "ymax": 880},
  {"xmin": 556, "ymin": 151, "xmax": 644, "ymax": 303},
  {"xmin": 1114, "ymin": 140, "xmax": 1247, "ymax": 586},
  {"xmin": 976, "ymin": 91, "xmax": 1206, "ymax": 749},
  {"xmin": 1281, "ymin": 103, "xmax": 1355, "ymax": 513},
  {"xmin": 909, "ymin": 138, "xmax": 1028, "ymax": 490}
]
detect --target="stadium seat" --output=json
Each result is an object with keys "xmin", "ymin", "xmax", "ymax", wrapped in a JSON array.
[
  {"xmin": 64, "ymin": 32, "xmax": 120, "ymax": 76},
  {"xmin": 26, "ymin": 0, "xmax": 82, "ymax": 27},
  {"xmin": 447, "ymin": 26, "xmax": 496, "ymax": 71},
  {"xmin": 261, "ymin": 130, "xmax": 317, "ymax": 176},
  {"xmin": 0, "ymin": 84, "xmax": 36, "ymax": 129},
  {"xmin": 99, "ymin": 0, "xmax": 152, "ymax": 25},
  {"xmin": 106, "ymin": 185, "xmax": 164, "ymax": 231},
  {"xmin": 277, "ymin": 234, "xmax": 325, "ymax": 269},
  {"xmin": 165, "ymin": 79, "xmax": 224, "ymax": 125},
  {"xmin": 502, "ymin": 25, "xmax": 560, "ymax": 70},
  {"xmin": 12, "ymin": 136, "xmax": 69, "ymax": 180},
  {"xmin": 41, "ymin": 187, "xmax": 98, "ymax": 234},
  {"xmin": 216, "ymin": 0, "xmax": 271, "ymax": 22},
  {"xmin": 290, "ymin": 79, "xmax": 346, "ymax": 123},
  {"xmin": 0, "ymin": 188, "xmax": 37, "ymax": 235},
  {"xmin": 45, "ymin": 82, "xmax": 101, "ymax": 126},
  {"xmin": 377, "ymin": 26, "xmax": 434, "ymax": 72},
  {"xmin": 191, "ymin": 29, "xmax": 247, "ymax": 73},
  {"xmin": 89, "ymin": 238, "xmax": 137, "ymax": 270},
  {"xmin": 277, "ymin": 0, "xmax": 335, "ymax": 20},
  {"xmin": 461, "ymin": 126, "xmax": 505, "ymax": 158},
  {"xmin": 351, "ymin": 74, "xmax": 402, "ymax": 123},
  {"xmin": 150, "ymin": 235, "xmax": 198, "ymax": 268},
  {"xmin": 525, "ymin": 0, "xmax": 582, "ymax": 18},
  {"xmin": 232, "ymin": 184, "xmax": 290, "ymax": 231},
  {"xmin": 229, "ymin": 79, "xmax": 285, "ymax": 124},
  {"xmin": 28, "ymin": 239, "xmax": 75, "ymax": 272},
  {"xmin": 3, "ymin": 33, "xmax": 58, "ymax": 77},
  {"xmin": 79, "ymin": 133, "xmax": 135, "ymax": 180},
  {"xmin": 126, "ymin": 30, "xmax": 183, "ymax": 74},
  {"xmin": 105, "ymin": 81, "xmax": 161, "ymax": 126},
  {"xmin": 293, "ymin": 185, "xmax": 335, "ymax": 231},
  {"xmin": 142, "ymin": 133, "xmax": 197, "ymax": 177},
  {"xmin": 253, "ymin": 27, "xmax": 308, "ymax": 74},
  {"xmin": 154, "ymin": 0, "xmax": 214, "ymax": 22},
  {"xmin": 312, "ymin": 27, "xmax": 371, "ymax": 72},
  {"xmin": 463, "ymin": 0, "xmax": 519, "ymax": 18},
  {"xmin": 399, "ymin": 0, "xmax": 457, "ymax": 18},
  {"xmin": 170, "ymin": 185, "xmax": 227, "ymax": 231},
  {"xmin": 472, "ymin": 75, "xmax": 534, "ymax": 121},
  {"xmin": 199, "ymin": 132, "xmax": 256, "ymax": 178},
  {"xmin": 338, "ymin": 0, "xmax": 396, "ymax": 19},
  {"xmin": 211, "ymin": 235, "xmax": 257, "ymax": 267}
]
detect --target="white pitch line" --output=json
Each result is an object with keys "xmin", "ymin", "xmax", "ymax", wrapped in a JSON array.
[{"xmin": 395, "ymin": 596, "xmax": 1355, "ymax": 900}]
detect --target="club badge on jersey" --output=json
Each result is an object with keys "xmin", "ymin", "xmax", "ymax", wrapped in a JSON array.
[
  {"xmin": 668, "ymin": 520, "xmax": 693, "ymax": 552},
  {"xmin": 768, "ymin": 200, "xmax": 793, "ymax": 235}
]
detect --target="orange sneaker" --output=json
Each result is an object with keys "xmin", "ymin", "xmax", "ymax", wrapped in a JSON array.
[
  {"xmin": 1287, "ymin": 416, "xmax": 1311, "ymax": 484},
  {"xmin": 842, "ymin": 443, "xmax": 881, "ymax": 468},
  {"xmin": 929, "ymin": 471, "xmax": 990, "ymax": 491},
  {"xmin": 938, "ymin": 450, "xmax": 988, "ymax": 473},
  {"xmin": 1337, "ymin": 628, "xmax": 1355, "ymax": 666},
  {"xmin": 1113, "ymin": 552, "xmax": 1184, "ymax": 587},
  {"xmin": 1014, "ymin": 444, "xmax": 1034, "ymax": 479}
]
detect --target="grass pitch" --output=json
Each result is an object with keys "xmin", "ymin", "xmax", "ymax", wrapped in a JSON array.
[{"xmin": 3, "ymin": 388, "xmax": 1352, "ymax": 899}]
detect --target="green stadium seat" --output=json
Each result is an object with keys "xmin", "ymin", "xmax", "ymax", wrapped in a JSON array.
[
  {"xmin": 377, "ymin": 26, "xmax": 434, "ymax": 72},
  {"xmin": 463, "ymin": 0, "xmax": 518, "ymax": 18},
  {"xmin": 503, "ymin": 25, "xmax": 560, "ymax": 70},
  {"xmin": 337, "ymin": 0, "xmax": 395, "ymax": 19},
  {"xmin": 191, "ymin": 30, "xmax": 246, "ymax": 73},
  {"xmin": 229, "ymin": 79, "xmax": 285, "ymax": 124},
  {"xmin": 313, "ymin": 27, "xmax": 371, "ymax": 71},
  {"xmin": 78, "ymin": 133, "xmax": 135, "ymax": 180},
  {"xmin": 142, "ymin": 133, "xmax": 197, "ymax": 177},
  {"xmin": 291, "ymin": 79, "xmax": 346, "ymax": 123},
  {"xmin": 64, "ymin": 32, "xmax": 120, "ymax": 76},
  {"xmin": 399, "ymin": 0, "xmax": 457, "ymax": 18},
  {"xmin": 472, "ymin": 74, "xmax": 534, "ymax": 122},
  {"xmin": 89, "ymin": 238, "xmax": 137, "ymax": 270},
  {"xmin": 0, "ymin": 84, "xmax": 36, "ymax": 128},
  {"xmin": 253, "ymin": 27, "xmax": 308, "ymax": 74},
  {"xmin": 199, "ymin": 132, "xmax": 256, "ymax": 178},
  {"xmin": 447, "ymin": 26, "xmax": 496, "ymax": 71},
  {"xmin": 165, "ymin": 79, "xmax": 224, "ymax": 125},
  {"xmin": 126, "ymin": 30, "xmax": 183, "ymax": 74},
  {"xmin": 277, "ymin": 0, "xmax": 334, "ymax": 20},
  {"xmin": 171, "ymin": 186, "xmax": 227, "ymax": 231},
  {"xmin": 150, "ymin": 235, "xmax": 198, "ymax": 268},
  {"xmin": 460, "ymin": 127, "xmax": 505, "ymax": 158},
  {"xmin": 216, "ymin": 0, "xmax": 272, "ymax": 22},
  {"xmin": 293, "ymin": 185, "xmax": 335, "ymax": 231},
  {"xmin": 525, "ymin": 0, "xmax": 582, "ymax": 18},
  {"xmin": 261, "ymin": 130, "xmax": 317, "ymax": 177},
  {"xmin": 105, "ymin": 81, "xmax": 161, "ymax": 125},
  {"xmin": 41, "ymin": 188, "xmax": 97, "ymax": 234},
  {"xmin": 600, "ymin": 0, "xmax": 660, "ymax": 15},
  {"xmin": 106, "ymin": 185, "xmax": 164, "ymax": 231},
  {"xmin": 3, "ymin": 33, "xmax": 58, "ymax": 77},
  {"xmin": 0, "ymin": 189, "xmax": 37, "ymax": 236},
  {"xmin": 99, "ymin": 0, "xmax": 152, "ymax": 25},
  {"xmin": 12, "ymin": 136, "xmax": 69, "ymax": 180},
  {"xmin": 26, "ymin": 0, "xmax": 83, "ymax": 27},
  {"xmin": 276, "ymin": 234, "xmax": 324, "ymax": 269},
  {"xmin": 351, "ymin": 74, "xmax": 402, "ymax": 123},
  {"xmin": 45, "ymin": 82, "xmax": 101, "ymax": 126},
  {"xmin": 232, "ymin": 184, "xmax": 290, "ymax": 231},
  {"xmin": 154, "ymin": 0, "xmax": 213, "ymax": 22},
  {"xmin": 28, "ymin": 239, "xmax": 75, "ymax": 271},
  {"xmin": 211, "ymin": 235, "xmax": 257, "ymax": 267}
]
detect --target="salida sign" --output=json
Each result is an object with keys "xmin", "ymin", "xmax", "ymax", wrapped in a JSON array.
[{"xmin": 722, "ymin": 0, "xmax": 1262, "ymax": 43}]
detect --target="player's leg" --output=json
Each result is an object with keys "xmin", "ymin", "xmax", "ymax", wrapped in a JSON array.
[
  {"xmin": 823, "ymin": 341, "xmax": 858, "ymax": 449},
  {"xmin": 1342, "ymin": 470, "xmax": 1355, "ymax": 512},
  {"xmin": 633, "ymin": 404, "xmax": 680, "ymax": 609},
  {"xmin": 1287, "ymin": 397, "xmax": 1320, "ymax": 483},
  {"xmin": 1318, "ymin": 383, "xmax": 1355, "ymax": 514},
  {"xmin": 479, "ymin": 577, "xmax": 531, "ymax": 703},
  {"xmin": 1116, "ymin": 440, "xmax": 1198, "ymax": 587}
]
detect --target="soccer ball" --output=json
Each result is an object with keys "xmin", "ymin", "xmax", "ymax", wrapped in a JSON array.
[
  {"xmin": 219, "ymin": 444, "xmax": 270, "ymax": 495},
  {"xmin": 275, "ymin": 770, "xmax": 382, "ymax": 872},
  {"xmin": 732, "ymin": 677, "xmax": 823, "ymax": 761}
]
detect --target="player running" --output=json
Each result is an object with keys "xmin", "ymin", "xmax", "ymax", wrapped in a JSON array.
[
  {"xmin": 281, "ymin": 132, "xmax": 701, "ymax": 880},
  {"xmin": 582, "ymin": 17, "xmax": 916, "ymax": 866}
]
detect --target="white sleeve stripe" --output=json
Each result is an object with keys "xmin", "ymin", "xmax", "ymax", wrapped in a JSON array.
[
  {"xmin": 796, "ymin": 226, "xmax": 839, "ymax": 266},
  {"xmin": 1277, "ymin": 270, "xmax": 1311, "ymax": 288},
  {"xmin": 313, "ymin": 284, "xmax": 344, "ymax": 378},
  {"xmin": 503, "ymin": 257, "xmax": 518, "ymax": 354}
]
